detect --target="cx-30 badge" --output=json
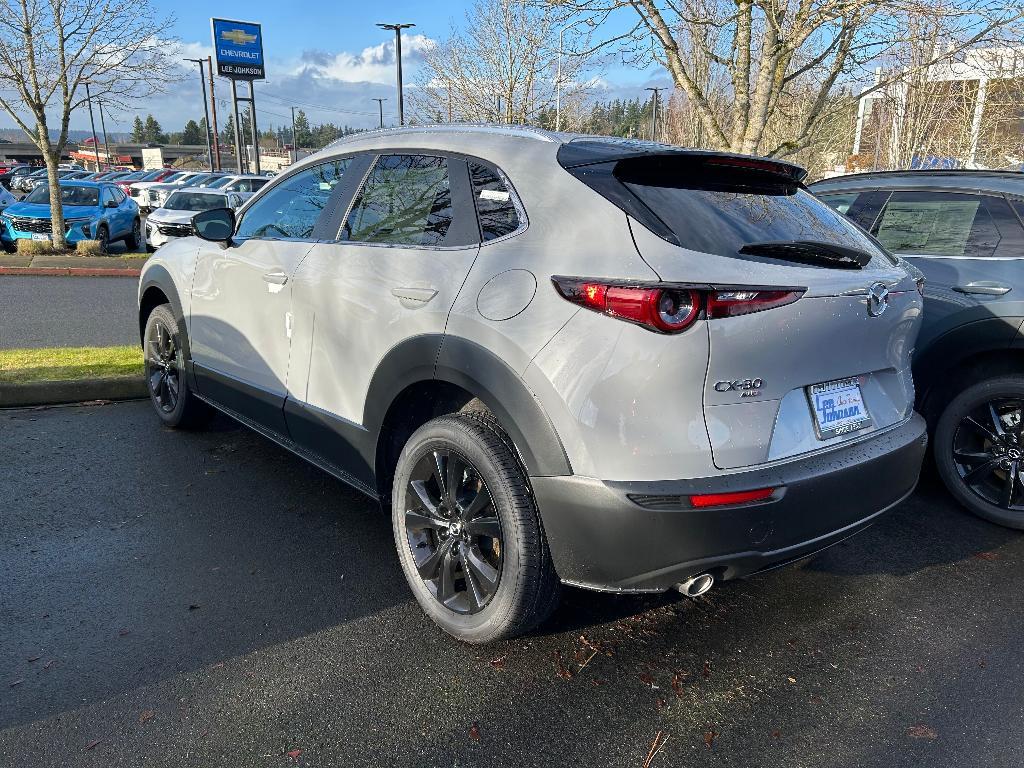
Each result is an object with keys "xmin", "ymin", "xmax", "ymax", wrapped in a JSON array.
[
  {"xmin": 714, "ymin": 378, "xmax": 764, "ymax": 397},
  {"xmin": 867, "ymin": 282, "xmax": 890, "ymax": 317}
]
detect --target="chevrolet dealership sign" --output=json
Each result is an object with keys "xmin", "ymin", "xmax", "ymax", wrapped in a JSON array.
[{"xmin": 211, "ymin": 18, "xmax": 265, "ymax": 79}]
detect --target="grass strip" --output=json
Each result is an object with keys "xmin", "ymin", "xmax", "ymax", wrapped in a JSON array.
[{"xmin": 0, "ymin": 345, "xmax": 142, "ymax": 384}]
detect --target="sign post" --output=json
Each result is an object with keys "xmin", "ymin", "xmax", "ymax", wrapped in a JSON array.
[{"xmin": 211, "ymin": 18, "xmax": 265, "ymax": 174}]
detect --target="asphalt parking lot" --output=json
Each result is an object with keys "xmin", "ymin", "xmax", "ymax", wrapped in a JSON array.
[
  {"xmin": 3, "ymin": 401, "xmax": 1024, "ymax": 767},
  {"xmin": 0, "ymin": 276, "xmax": 139, "ymax": 348}
]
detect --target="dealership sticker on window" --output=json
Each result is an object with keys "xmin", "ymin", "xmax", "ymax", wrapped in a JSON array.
[{"xmin": 479, "ymin": 189, "xmax": 510, "ymax": 202}]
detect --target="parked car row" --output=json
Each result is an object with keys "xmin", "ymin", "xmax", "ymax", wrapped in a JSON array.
[
  {"xmin": 136, "ymin": 125, "xmax": 954, "ymax": 644},
  {"xmin": 0, "ymin": 180, "xmax": 141, "ymax": 251}
]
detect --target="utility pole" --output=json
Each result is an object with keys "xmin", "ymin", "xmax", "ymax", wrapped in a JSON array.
[
  {"xmin": 377, "ymin": 22, "xmax": 415, "ymax": 125},
  {"xmin": 82, "ymin": 81, "xmax": 100, "ymax": 171},
  {"xmin": 372, "ymin": 98, "xmax": 387, "ymax": 128},
  {"xmin": 290, "ymin": 106, "xmax": 298, "ymax": 163},
  {"xmin": 185, "ymin": 57, "xmax": 214, "ymax": 171},
  {"xmin": 207, "ymin": 55, "xmax": 221, "ymax": 170},
  {"xmin": 98, "ymin": 100, "xmax": 112, "ymax": 173},
  {"xmin": 645, "ymin": 87, "xmax": 666, "ymax": 142}
]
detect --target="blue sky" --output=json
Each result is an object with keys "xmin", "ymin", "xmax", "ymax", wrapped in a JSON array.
[{"xmin": 1, "ymin": 0, "xmax": 670, "ymax": 137}]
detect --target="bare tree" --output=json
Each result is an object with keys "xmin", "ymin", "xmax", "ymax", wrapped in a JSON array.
[
  {"xmin": 0, "ymin": 0, "xmax": 175, "ymax": 249},
  {"xmin": 413, "ymin": 0, "xmax": 599, "ymax": 127},
  {"xmin": 550, "ymin": 0, "xmax": 1023, "ymax": 157}
]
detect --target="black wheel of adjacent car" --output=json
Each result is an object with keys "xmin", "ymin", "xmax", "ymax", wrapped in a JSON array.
[
  {"xmin": 143, "ymin": 304, "xmax": 211, "ymax": 429},
  {"xmin": 125, "ymin": 218, "xmax": 142, "ymax": 250},
  {"xmin": 392, "ymin": 413, "xmax": 560, "ymax": 643},
  {"xmin": 935, "ymin": 376, "xmax": 1024, "ymax": 529},
  {"xmin": 95, "ymin": 224, "xmax": 109, "ymax": 254}
]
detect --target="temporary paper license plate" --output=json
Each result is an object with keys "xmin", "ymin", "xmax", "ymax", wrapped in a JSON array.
[
  {"xmin": 807, "ymin": 377, "xmax": 872, "ymax": 439},
  {"xmin": 31, "ymin": 233, "xmax": 50, "ymax": 241}
]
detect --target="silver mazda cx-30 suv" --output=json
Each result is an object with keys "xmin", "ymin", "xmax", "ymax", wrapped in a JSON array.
[{"xmin": 138, "ymin": 125, "xmax": 928, "ymax": 642}]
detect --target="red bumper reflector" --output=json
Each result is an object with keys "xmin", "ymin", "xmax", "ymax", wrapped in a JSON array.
[{"xmin": 689, "ymin": 487, "xmax": 776, "ymax": 508}]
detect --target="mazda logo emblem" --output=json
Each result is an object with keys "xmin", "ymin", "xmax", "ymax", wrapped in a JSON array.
[{"xmin": 867, "ymin": 282, "xmax": 889, "ymax": 317}]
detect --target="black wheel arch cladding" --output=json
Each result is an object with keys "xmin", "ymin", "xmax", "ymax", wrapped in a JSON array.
[{"xmin": 364, "ymin": 334, "xmax": 572, "ymax": 485}]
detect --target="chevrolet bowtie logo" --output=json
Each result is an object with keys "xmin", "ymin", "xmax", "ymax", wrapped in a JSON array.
[{"xmin": 221, "ymin": 28, "xmax": 257, "ymax": 45}]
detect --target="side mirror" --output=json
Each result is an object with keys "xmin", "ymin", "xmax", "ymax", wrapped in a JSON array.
[
  {"xmin": 105, "ymin": 200, "xmax": 118, "ymax": 208},
  {"xmin": 192, "ymin": 207, "xmax": 235, "ymax": 243}
]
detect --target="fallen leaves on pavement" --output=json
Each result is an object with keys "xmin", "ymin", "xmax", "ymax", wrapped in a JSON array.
[
  {"xmin": 908, "ymin": 724, "xmax": 938, "ymax": 740},
  {"xmin": 139, "ymin": 710, "xmax": 155, "ymax": 725},
  {"xmin": 84, "ymin": 739, "xmax": 102, "ymax": 751},
  {"xmin": 469, "ymin": 722, "xmax": 481, "ymax": 742},
  {"xmin": 704, "ymin": 728, "xmax": 718, "ymax": 749}
]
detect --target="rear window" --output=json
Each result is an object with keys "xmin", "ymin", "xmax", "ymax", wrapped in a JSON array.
[{"xmin": 613, "ymin": 156, "xmax": 886, "ymax": 261}]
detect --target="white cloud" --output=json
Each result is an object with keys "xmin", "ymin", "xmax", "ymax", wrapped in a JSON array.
[{"xmin": 290, "ymin": 34, "xmax": 433, "ymax": 84}]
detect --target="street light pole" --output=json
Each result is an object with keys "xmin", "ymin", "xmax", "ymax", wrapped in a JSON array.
[
  {"xmin": 372, "ymin": 98, "xmax": 387, "ymax": 128},
  {"xmin": 83, "ymin": 81, "xmax": 100, "ymax": 171},
  {"xmin": 185, "ymin": 57, "xmax": 214, "ymax": 171},
  {"xmin": 645, "ymin": 86, "xmax": 666, "ymax": 142},
  {"xmin": 377, "ymin": 22, "xmax": 415, "ymax": 126},
  {"xmin": 97, "ymin": 100, "xmax": 112, "ymax": 173}
]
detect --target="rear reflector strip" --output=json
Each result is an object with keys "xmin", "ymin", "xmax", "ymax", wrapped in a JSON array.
[{"xmin": 689, "ymin": 488, "xmax": 776, "ymax": 508}]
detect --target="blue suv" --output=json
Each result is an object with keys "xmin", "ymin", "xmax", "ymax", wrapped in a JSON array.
[{"xmin": 1, "ymin": 180, "xmax": 141, "ymax": 253}]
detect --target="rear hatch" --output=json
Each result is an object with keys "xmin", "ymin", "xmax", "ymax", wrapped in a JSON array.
[{"xmin": 559, "ymin": 141, "xmax": 922, "ymax": 470}]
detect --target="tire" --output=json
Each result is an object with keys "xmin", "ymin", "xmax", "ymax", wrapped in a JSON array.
[
  {"xmin": 95, "ymin": 224, "xmax": 109, "ymax": 254},
  {"xmin": 934, "ymin": 375, "xmax": 1024, "ymax": 529},
  {"xmin": 125, "ymin": 217, "xmax": 142, "ymax": 250},
  {"xmin": 392, "ymin": 413, "xmax": 560, "ymax": 643},
  {"xmin": 142, "ymin": 304, "xmax": 211, "ymax": 429}
]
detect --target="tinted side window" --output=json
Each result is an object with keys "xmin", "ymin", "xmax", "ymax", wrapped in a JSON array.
[
  {"xmin": 236, "ymin": 159, "xmax": 349, "ymax": 240},
  {"xmin": 469, "ymin": 163, "xmax": 520, "ymax": 241},
  {"xmin": 341, "ymin": 154, "xmax": 453, "ymax": 246},
  {"xmin": 113, "ymin": 187, "xmax": 126, "ymax": 203},
  {"xmin": 871, "ymin": 191, "xmax": 1000, "ymax": 257},
  {"xmin": 101, "ymin": 188, "xmax": 115, "ymax": 206}
]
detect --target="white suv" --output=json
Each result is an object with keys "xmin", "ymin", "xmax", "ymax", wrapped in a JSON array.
[{"xmin": 138, "ymin": 126, "xmax": 928, "ymax": 642}]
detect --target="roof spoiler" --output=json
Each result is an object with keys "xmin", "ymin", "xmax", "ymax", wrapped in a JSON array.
[{"xmin": 556, "ymin": 141, "xmax": 807, "ymax": 183}]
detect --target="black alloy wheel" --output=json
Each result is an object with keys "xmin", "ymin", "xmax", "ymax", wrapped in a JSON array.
[
  {"xmin": 404, "ymin": 448, "xmax": 503, "ymax": 615},
  {"xmin": 96, "ymin": 225, "xmax": 109, "ymax": 253},
  {"xmin": 936, "ymin": 376, "xmax": 1024, "ymax": 529},
  {"xmin": 951, "ymin": 398, "xmax": 1024, "ymax": 511},
  {"xmin": 145, "ymin": 314, "xmax": 182, "ymax": 414}
]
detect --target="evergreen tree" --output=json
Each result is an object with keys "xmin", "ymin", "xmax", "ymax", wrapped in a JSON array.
[
  {"xmin": 292, "ymin": 109, "xmax": 312, "ymax": 148},
  {"xmin": 131, "ymin": 116, "xmax": 145, "ymax": 143},
  {"xmin": 181, "ymin": 119, "xmax": 203, "ymax": 145},
  {"xmin": 142, "ymin": 114, "xmax": 166, "ymax": 143}
]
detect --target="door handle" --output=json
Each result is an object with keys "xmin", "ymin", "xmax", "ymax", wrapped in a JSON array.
[
  {"xmin": 952, "ymin": 282, "xmax": 1011, "ymax": 296},
  {"xmin": 391, "ymin": 286, "xmax": 438, "ymax": 303},
  {"xmin": 262, "ymin": 271, "xmax": 288, "ymax": 285}
]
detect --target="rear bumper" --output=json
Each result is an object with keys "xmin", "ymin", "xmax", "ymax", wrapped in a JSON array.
[{"xmin": 533, "ymin": 413, "xmax": 928, "ymax": 593}]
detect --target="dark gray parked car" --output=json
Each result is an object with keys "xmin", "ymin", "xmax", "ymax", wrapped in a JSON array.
[{"xmin": 812, "ymin": 170, "xmax": 1024, "ymax": 528}]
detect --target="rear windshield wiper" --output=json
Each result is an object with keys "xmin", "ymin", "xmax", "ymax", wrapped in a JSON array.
[{"xmin": 738, "ymin": 240, "xmax": 873, "ymax": 270}]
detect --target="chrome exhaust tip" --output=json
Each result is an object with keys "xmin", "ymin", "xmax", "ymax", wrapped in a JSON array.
[{"xmin": 676, "ymin": 573, "xmax": 714, "ymax": 598}]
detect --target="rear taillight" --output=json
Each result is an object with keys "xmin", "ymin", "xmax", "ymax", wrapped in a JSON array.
[{"xmin": 552, "ymin": 277, "xmax": 804, "ymax": 333}]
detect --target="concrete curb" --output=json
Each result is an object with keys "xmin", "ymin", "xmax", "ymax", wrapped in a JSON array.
[
  {"xmin": 0, "ymin": 266, "xmax": 141, "ymax": 277},
  {"xmin": 0, "ymin": 375, "xmax": 147, "ymax": 407}
]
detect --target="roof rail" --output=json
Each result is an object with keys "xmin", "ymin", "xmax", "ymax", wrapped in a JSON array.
[
  {"xmin": 819, "ymin": 168, "xmax": 1022, "ymax": 183},
  {"xmin": 324, "ymin": 123, "xmax": 559, "ymax": 151}
]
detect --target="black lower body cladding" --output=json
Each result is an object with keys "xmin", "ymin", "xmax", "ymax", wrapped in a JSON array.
[{"xmin": 533, "ymin": 414, "xmax": 928, "ymax": 593}]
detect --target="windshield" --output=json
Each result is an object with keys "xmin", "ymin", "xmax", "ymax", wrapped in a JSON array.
[
  {"xmin": 164, "ymin": 190, "xmax": 224, "ymax": 211},
  {"xmin": 189, "ymin": 174, "xmax": 215, "ymax": 186},
  {"xmin": 140, "ymin": 171, "xmax": 163, "ymax": 181},
  {"xmin": 205, "ymin": 176, "xmax": 233, "ymax": 188},
  {"xmin": 25, "ymin": 184, "xmax": 99, "ymax": 206}
]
